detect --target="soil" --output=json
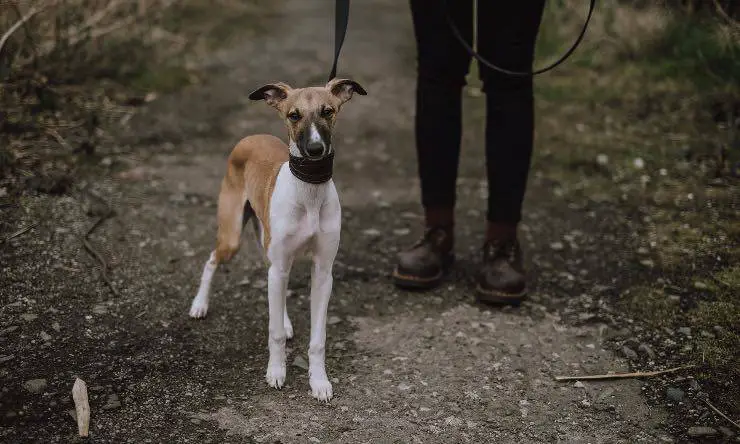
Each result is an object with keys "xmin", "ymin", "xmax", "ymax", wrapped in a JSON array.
[{"xmin": 1, "ymin": 0, "xmax": 737, "ymax": 443}]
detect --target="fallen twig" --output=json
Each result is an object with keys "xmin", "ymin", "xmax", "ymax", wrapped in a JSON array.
[
  {"xmin": 705, "ymin": 399, "xmax": 740, "ymax": 431},
  {"xmin": 72, "ymin": 378, "xmax": 90, "ymax": 437},
  {"xmin": 1, "ymin": 222, "xmax": 39, "ymax": 244},
  {"xmin": 0, "ymin": 5, "xmax": 43, "ymax": 56},
  {"xmin": 83, "ymin": 209, "xmax": 119, "ymax": 296},
  {"xmin": 554, "ymin": 365, "xmax": 694, "ymax": 382}
]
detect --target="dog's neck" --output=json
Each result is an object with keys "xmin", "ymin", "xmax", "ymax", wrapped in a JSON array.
[{"xmin": 288, "ymin": 140, "xmax": 334, "ymax": 185}]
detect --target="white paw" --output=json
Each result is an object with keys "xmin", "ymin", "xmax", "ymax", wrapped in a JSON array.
[
  {"xmin": 189, "ymin": 300, "xmax": 208, "ymax": 318},
  {"xmin": 265, "ymin": 365, "xmax": 286, "ymax": 389},
  {"xmin": 285, "ymin": 320, "xmax": 294, "ymax": 340},
  {"xmin": 310, "ymin": 378, "xmax": 333, "ymax": 402}
]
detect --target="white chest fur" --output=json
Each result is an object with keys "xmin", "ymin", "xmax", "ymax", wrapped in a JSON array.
[{"xmin": 267, "ymin": 163, "xmax": 341, "ymax": 262}]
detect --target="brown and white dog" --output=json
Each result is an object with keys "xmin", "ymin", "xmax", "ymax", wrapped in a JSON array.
[{"xmin": 189, "ymin": 79, "xmax": 366, "ymax": 401}]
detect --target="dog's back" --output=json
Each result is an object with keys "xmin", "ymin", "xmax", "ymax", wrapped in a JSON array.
[{"xmin": 216, "ymin": 134, "xmax": 288, "ymax": 262}]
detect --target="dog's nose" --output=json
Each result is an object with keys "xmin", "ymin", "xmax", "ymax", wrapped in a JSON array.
[{"xmin": 306, "ymin": 141, "xmax": 324, "ymax": 157}]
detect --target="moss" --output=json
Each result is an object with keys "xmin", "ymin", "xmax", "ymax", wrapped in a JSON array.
[{"xmin": 618, "ymin": 287, "xmax": 681, "ymax": 327}]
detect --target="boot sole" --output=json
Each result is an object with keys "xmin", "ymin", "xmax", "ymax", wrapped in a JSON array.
[
  {"xmin": 475, "ymin": 284, "xmax": 527, "ymax": 305},
  {"xmin": 392, "ymin": 255, "xmax": 454, "ymax": 290}
]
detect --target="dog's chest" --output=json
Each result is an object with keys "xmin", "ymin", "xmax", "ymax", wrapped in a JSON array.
[{"xmin": 268, "ymin": 165, "xmax": 340, "ymax": 258}]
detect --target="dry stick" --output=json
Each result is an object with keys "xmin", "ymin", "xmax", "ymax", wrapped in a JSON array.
[
  {"xmin": 705, "ymin": 399, "xmax": 740, "ymax": 431},
  {"xmin": 1, "ymin": 222, "xmax": 39, "ymax": 244},
  {"xmin": 553, "ymin": 365, "xmax": 694, "ymax": 382},
  {"xmin": 72, "ymin": 378, "xmax": 90, "ymax": 437},
  {"xmin": 0, "ymin": 5, "xmax": 42, "ymax": 55},
  {"xmin": 83, "ymin": 210, "xmax": 119, "ymax": 296}
]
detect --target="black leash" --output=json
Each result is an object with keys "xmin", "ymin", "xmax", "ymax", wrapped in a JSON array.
[
  {"xmin": 328, "ymin": 0, "xmax": 350, "ymax": 81},
  {"xmin": 442, "ymin": 0, "xmax": 597, "ymax": 77}
]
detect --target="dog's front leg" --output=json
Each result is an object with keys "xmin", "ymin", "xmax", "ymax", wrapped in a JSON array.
[
  {"xmin": 308, "ymin": 234, "xmax": 339, "ymax": 402},
  {"xmin": 265, "ymin": 258, "xmax": 292, "ymax": 389}
]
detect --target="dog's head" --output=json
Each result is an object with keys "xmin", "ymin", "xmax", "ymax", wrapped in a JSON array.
[{"xmin": 248, "ymin": 79, "xmax": 367, "ymax": 159}]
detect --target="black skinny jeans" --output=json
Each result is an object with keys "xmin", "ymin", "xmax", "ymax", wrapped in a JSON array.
[{"xmin": 410, "ymin": 0, "xmax": 546, "ymax": 224}]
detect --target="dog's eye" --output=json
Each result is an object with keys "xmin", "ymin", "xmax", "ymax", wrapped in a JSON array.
[
  {"xmin": 287, "ymin": 111, "xmax": 301, "ymax": 122},
  {"xmin": 320, "ymin": 107, "xmax": 335, "ymax": 119}
]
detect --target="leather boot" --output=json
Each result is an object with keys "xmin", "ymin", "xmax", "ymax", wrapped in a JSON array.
[
  {"xmin": 476, "ymin": 237, "xmax": 527, "ymax": 304},
  {"xmin": 392, "ymin": 226, "xmax": 454, "ymax": 290}
]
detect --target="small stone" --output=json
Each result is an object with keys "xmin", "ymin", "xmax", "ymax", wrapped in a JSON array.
[
  {"xmin": 397, "ymin": 382, "xmax": 412, "ymax": 391},
  {"xmin": 362, "ymin": 228, "xmax": 381, "ymax": 237},
  {"xmin": 40, "ymin": 331, "xmax": 52, "ymax": 342},
  {"xmin": 638, "ymin": 343, "xmax": 656, "ymax": 360},
  {"xmin": 687, "ymin": 427, "xmax": 718, "ymax": 438},
  {"xmin": 633, "ymin": 158, "xmax": 645, "ymax": 169},
  {"xmin": 550, "ymin": 242, "xmax": 564, "ymax": 251},
  {"xmin": 640, "ymin": 259, "xmax": 654, "ymax": 268},
  {"xmin": 292, "ymin": 355, "xmax": 309, "ymax": 370},
  {"xmin": 51, "ymin": 322, "xmax": 61, "ymax": 332},
  {"xmin": 102, "ymin": 394, "xmax": 122, "ymax": 410},
  {"xmin": 678, "ymin": 327, "xmax": 691, "ymax": 336},
  {"xmin": 0, "ymin": 326, "xmax": 18, "ymax": 336},
  {"xmin": 621, "ymin": 346, "xmax": 638, "ymax": 360},
  {"xmin": 327, "ymin": 316, "xmax": 342, "ymax": 325},
  {"xmin": 92, "ymin": 304, "xmax": 108, "ymax": 315},
  {"xmin": 20, "ymin": 313, "xmax": 37, "ymax": 322},
  {"xmin": 598, "ymin": 388, "xmax": 614, "ymax": 403},
  {"xmin": 23, "ymin": 379, "xmax": 47, "ymax": 394},
  {"xmin": 251, "ymin": 280, "xmax": 267, "ymax": 290},
  {"xmin": 693, "ymin": 281, "xmax": 708, "ymax": 290},
  {"xmin": 596, "ymin": 154, "xmax": 609, "ymax": 165},
  {"xmin": 392, "ymin": 228, "xmax": 410, "ymax": 236},
  {"xmin": 573, "ymin": 381, "xmax": 585, "ymax": 389},
  {"xmin": 665, "ymin": 387, "xmax": 685, "ymax": 402}
]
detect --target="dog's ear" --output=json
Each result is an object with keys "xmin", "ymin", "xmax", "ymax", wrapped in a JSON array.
[
  {"xmin": 248, "ymin": 82, "xmax": 292, "ymax": 108},
  {"xmin": 326, "ymin": 78, "xmax": 367, "ymax": 104}
]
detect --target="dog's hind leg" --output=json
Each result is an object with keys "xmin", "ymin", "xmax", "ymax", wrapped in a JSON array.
[{"xmin": 189, "ymin": 180, "xmax": 246, "ymax": 319}]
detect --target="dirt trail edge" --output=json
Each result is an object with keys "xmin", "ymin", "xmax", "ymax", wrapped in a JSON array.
[{"xmin": 1, "ymin": 1, "xmax": 674, "ymax": 442}]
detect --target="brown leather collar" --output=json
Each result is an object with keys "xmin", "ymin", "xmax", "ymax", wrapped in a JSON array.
[{"xmin": 288, "ymin": 152, "xmax": 334, "ymax": 184}]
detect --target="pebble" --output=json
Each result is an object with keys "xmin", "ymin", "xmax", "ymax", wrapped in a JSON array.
[
  {"xmin": 693, "ymin": 281, "xmax": 708, "ymax": 290},
  {"xmin": 93, "ymin": 304, "xmax": 108, "ymax": 315},
  {"xmin": 550, "ymin": 242, "xmax": 564, "ymax": 251},
  {"xmin": 51, "ymin": 322, "xmax": 61, "ymax": 332},
  {"xmin": 638, "ymin": 343, "xmax": 656, "ymax": 360},
  {"xmin": 665, "ymin": 387, "xmax": 685, "ymax": 402},
  {"xmin": 252, "ymin": 280, "xmax": 267, "ymax": 290},
  {"xmin": 678, "ymin": 327, "xmax": 691, "ymax": 336},
  {"xmin": 596, "ymin": 154, "xmax": 608, "ymax": 165},
  {"xmin": 292, "ymin": 355, "xmax": 309, "ymax": 370},
  {"xmin": 21, "ymin": 313, "xmax": 38, "ymax": 322},
  {"xmin": 362, "ymin": 228, "xmax": 381, "ymax": 237},
  {"xmin": 103, "ymin": 394, "xmax": 122, "ymax": 410},
  {"xmin": 633, "ymin": 158, "xmax": 645, "ymax": 169},
  {"xmin": 397, "ymin": 382, "xmax": 412, "ymax": 391},
  {"xmin": 0, "ymin": 326, "xmax": 18, "ymax": 336},
  {"xmin": 23, "ymin": 379, "xmax": 47, "ymax": 394},
  {"xmin": 40, "ymin": 331, "xmax": 52, "ymax": 342},
  {"xmin": 621, "ymin": 346, "xmax": 638, "ymax": 360},
  {"xmin": 392, "ymin": 228, "xmax": 410, "ymax": 236},
  {"xmin": 573, "ymin": 381, "xmax": 585, "ymax": 389},
  {"xmin": 687, "ymin": 427, "xmax": 718, "ymax": 438}
]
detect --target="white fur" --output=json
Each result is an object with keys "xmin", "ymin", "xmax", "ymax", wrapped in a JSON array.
[
  {"xmin": 264, "ymin": 163, "xmax": 340, "ymax": 401},
  {"xmin": 189, "ymin": 157, "xmax": 341, "ymax": 403}
]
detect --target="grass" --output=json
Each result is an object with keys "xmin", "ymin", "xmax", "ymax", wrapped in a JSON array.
[{"xmin": 530, "ymin": 0, "xmax": 740, "ymax": 424}]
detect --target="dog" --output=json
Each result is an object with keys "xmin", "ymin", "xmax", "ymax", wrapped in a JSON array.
[{"xmin": 188, "ymin": 78, "xmax": 367, "ymax": 402}]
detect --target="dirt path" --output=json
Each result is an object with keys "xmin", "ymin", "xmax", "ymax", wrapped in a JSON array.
[{"xmin": 1, "ymin": 1, "xmax": 678, "ymax": 442}]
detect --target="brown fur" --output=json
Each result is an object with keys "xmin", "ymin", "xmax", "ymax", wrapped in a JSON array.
[
  {"xmin": 213, "ymin": 79, "xmax": 366, "ymax": 264},
  {"xmin": 214, "ymin": 134, "xmax": 288, "ymax": 263}
]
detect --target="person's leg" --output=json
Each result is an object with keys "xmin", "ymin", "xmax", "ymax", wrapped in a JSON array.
[
  {"xmin": 393, "ymin": 0, "xmax": 473, "ymax": 289},
  {"xmin": 475, "ymin": 1, "xmax": 546, "ymax": 303}
]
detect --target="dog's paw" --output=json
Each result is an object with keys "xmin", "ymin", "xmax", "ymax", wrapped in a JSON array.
[
  {"xmin": 310, "ymin": 378, "xmax": 333, "ymax": 402},
  {"xmin": 265, "ymin": 365, "xmax": 286, "ymax": 389},
  {"xmin": 284, "ymin": 321, "xmax": 294, "ymax": 340},
  {"xmin": 189, "ymin": 300, "xmax": 208, "ymax": 318}
]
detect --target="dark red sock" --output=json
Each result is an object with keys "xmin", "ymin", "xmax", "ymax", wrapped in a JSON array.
[{"xmin": 486, "ymin": 222, "xmax": 517, "ymax": 243}]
